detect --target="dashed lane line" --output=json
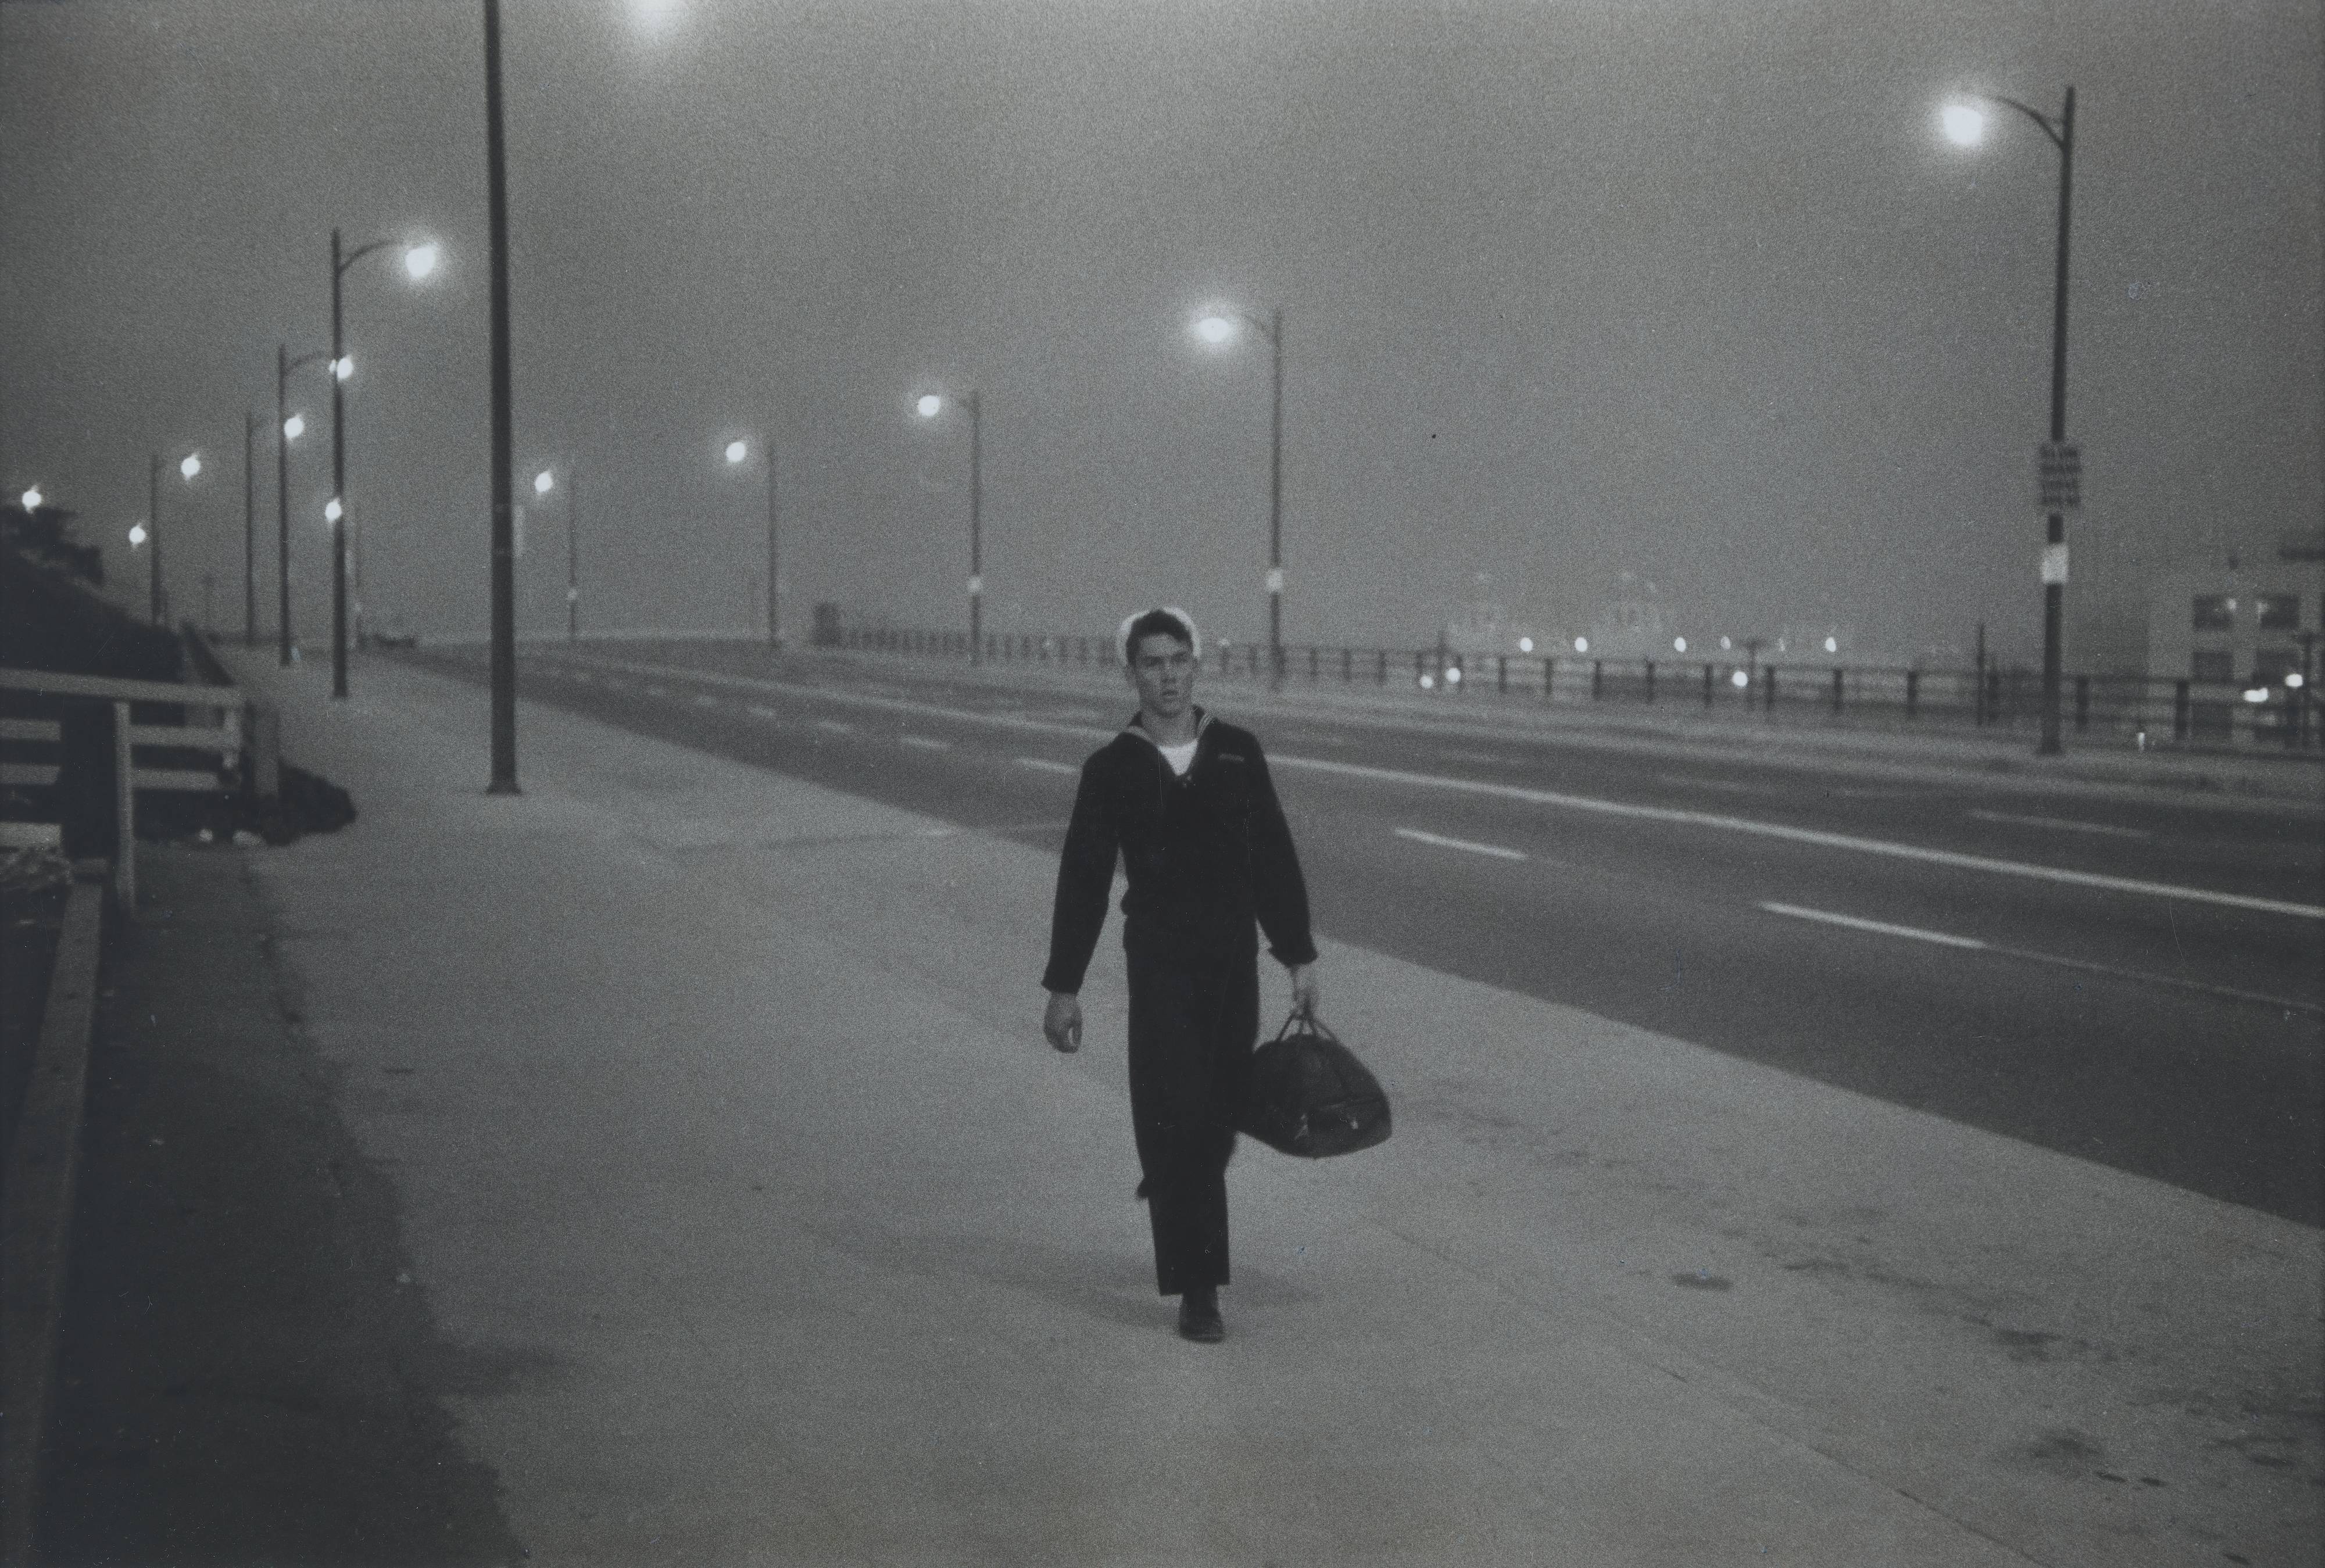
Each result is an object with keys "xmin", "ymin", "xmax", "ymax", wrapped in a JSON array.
[
  {"xmin": 746, "ymin": 704, "xmax": 780, "ymax": 719},
  {"xmin": 899, "ymin": 735, "xmax": 952, "ymax": 751},
  {"xmin": 542, "ymin": 650, "xmax": 2324, "ymax": 923},
  {"xmin": 1969, "ymin": 809, "xmax": 2154, "ymax": 841},
  {"xmin": 817, "ymin": 719, "xmax": 856, "ymax": 734},
  {"xmin": 1759, "ymin": 902, "xmax": 1986, "ymax": 950},
  {"xmin": 1014, "ymin": 757, "xmax": 1078, "ymax": 774},
  {"xmin": 691, "ymin": 694, "xmax": 719, "ymax": 708},
  {"xmin": 1759, "ymin": 901, "xmax": 2322, "ymax": 1018},
  {"xmin": 1394, "ymin": 826, "xmax": 1528, "ymax": 862}
]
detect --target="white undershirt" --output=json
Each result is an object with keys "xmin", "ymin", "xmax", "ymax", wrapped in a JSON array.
[{"xmin": 1158, "ymin": 739, "xmax": 1199, "ymax": 776}]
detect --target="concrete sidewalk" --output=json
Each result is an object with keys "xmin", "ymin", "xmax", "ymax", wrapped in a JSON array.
[{"xmin": 50, "ymin": 645, "xmax": 2321, "ymax": 1565}]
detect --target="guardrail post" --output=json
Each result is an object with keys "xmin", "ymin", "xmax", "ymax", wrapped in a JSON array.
[
  {"xmin": 1905, "ymin": 670, "xmax": 1919, "ymax": 719},
  {"xmin": 1375, "ymin": 649, "xmax": 1386, "ymax": 685},
  {"xmin": 1590, "ymin": 660, "xmax": 1603, "ymax": 700},
  {"xmin": 2074, "ymin": 674, "xmax": 2090, "ymax": 732},
  {"xmin": 1830, "ymin": 667, "xmax": 1844, "ymax": 713},
  {"xmin": 1765, "ymin": 667, "xmax": 1779, "ymax": 711},
  {"xmin": 112, "ymin": 700, "xmax": 134, "ymax": 910},
  {"xmin": 1702, "ymin": 662, "xmax": 1715, "ymax": 707},
  {"xmin": 1497, "ymin": 655, "xmax": 1508, "ymax": 694},
  {"xmin": 1341, "ymin": 647, "xmax": 1352, "ymax": 683},
  {"xmin": 2173, "ymin": 679, "xmax": 2190, "ymax": 741},
  {"xmin": 1542, "ymin": 657, "xmax": 1555, "ymax": 699},
  {"xmin": 1643, "ymin": 660, "xmax": 1656, "ymax": 704}
]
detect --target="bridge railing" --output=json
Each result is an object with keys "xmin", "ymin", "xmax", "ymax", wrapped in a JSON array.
[{"xmin": 825, "ymin": 626, "xmax": 2320, "ymax": 754}]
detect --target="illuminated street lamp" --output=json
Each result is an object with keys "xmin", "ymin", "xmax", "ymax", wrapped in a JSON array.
[
  {"xmin": 20, "ymin": 486, "xmax": 42, "ymax": 511},
  {"xmin": 1942, "ymin": 85, "xmax": 2077, "ymax": 756},
  {"xmin": 723, "ymin": 437, "xmax": 779, "ymax": 645},
  {"xmin": 913, "ymin": 389, "xmax": 983, "ymax": 665},
  {"xmin": 276, "ymin": 342, "xmax": 332, "ymax": 665},
  {"xmin": 1192, "ymin": 304, "xmax": 1286, "ymax": 685},
  {"xmin": 328, "ymin": 225, "xmax": 440, "ymax": 697},
  {"xmin": 145, "ymin": 449, "xmax": 201, "ymax": 625},
  {"xmin": 534, "ymin": 466, "xmax": 582, "ymax": 640}
]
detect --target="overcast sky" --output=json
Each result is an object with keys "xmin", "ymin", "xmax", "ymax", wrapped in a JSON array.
[{"xmin": 3, "ymin": 0, "xmax": 2318, "ymax": 667}]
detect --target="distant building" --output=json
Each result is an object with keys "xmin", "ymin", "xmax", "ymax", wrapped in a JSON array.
[
  {"xmin": 2145, "ymin": 534, "xmax": 2323, "ymax": 740},
  {"xmin": 2145, "ymin": 534, "xmax": 2323, "ymax": 686}
]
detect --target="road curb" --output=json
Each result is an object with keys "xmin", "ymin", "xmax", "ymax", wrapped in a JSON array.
[{"xmin": 0, "ymin": 869, "xmax": 106, "ymax": 1567}]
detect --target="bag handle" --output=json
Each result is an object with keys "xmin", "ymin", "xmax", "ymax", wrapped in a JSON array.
[{"xmin": 1273, "ymin": 1006, "xmax": 1338, "ymax": 1045}]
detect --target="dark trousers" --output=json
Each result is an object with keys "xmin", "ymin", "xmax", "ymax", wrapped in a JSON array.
[{"xmin": 1124, "ymin": 921, "xmax": 1260, "ymax": 1296}]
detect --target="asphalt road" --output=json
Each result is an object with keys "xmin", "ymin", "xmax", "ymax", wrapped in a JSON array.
[{"xmin": 406, "ymin": 640, "xmax": 2325, "ymax": 1226}]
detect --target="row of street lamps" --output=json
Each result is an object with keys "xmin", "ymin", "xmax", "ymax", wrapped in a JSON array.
[{"xmin": 19, "ymin": 74, "xmax": 2078, "ymax": 787}]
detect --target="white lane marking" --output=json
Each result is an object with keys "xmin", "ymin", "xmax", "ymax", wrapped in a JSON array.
[
  {"xmin": 746, "ymin": 704, "xmax": 781, "ymax": 719},
  {"xmin": 1658, "ymin": 772, "xmax": 1767, "ymax": 794},
  {"xmin": 1014, "ymin": 757, "xmax": 1078, "ymax": 774},
  {"xmin": 1275, "ymin": 755, "xmax": 2325, "ymax": 922},
  {"xmin": 1439, "ymin": 747, "xmax": 1507, "ymax": 766},
  {"xmin": 816, "ymin": 719, "xmax": 856, "ymax": 734},
  {"xmin": 899, "ymin": 735, "xmax": 952, "ymax": 751},
  {"xmin": 645, "ymin": 684, "xmax": 667, "ymax": 697},
  {"xmin": 1760, "ymin": 902, "xmax": 1988, "ymax": 950},
  {"xmin": 1759, "ymin": 901, "xmax": 2321, "ymax": 1017},
  {"xmin": 1969, "ymin": 808, "xmax": 2154, "ymax": 841},
  {"xmin": 1396, "ymin": 826, "xmax": 1528, "ymax": 862},
  {"xmin": 691, "ymin": 694, "xmax": 719, "ymax": 708},
  {"xmin": 557, "ymin": 651, "xmax": 2325, "ymax": 923}
]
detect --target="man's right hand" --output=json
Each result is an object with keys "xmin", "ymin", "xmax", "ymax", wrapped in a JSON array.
[{"xmin": 1043, "ymin": 991, "xmax": 1083, "ymax": 1053}]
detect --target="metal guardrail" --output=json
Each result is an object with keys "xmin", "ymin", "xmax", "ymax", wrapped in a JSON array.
[{"xmin": 829, "ymin": 626, "xmax": 2322, "ymax": 754}]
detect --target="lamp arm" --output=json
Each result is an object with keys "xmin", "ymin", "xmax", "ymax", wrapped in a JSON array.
[
  {"xmin": 1983, "ymin": 92, "xmax": 2068, "ymax": 152},
  {"xmin": 337, "ymin": 236, "xmax": 403, "ymax": 274}
]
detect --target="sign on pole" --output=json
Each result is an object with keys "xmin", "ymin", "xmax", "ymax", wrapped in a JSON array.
[{"xmin": 2038, "ymin": 442, "xmax": 2082, "ymax": 512}]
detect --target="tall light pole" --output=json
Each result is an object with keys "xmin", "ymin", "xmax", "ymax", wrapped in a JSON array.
[
  {"xmin": 914, "ymin": 390, "xmax": 982, "ymax": 664},
  {"xmin": 328, "ymin": 226, "xmax": 439, "ymax": 699},
  {"xmin": 145, "ymin": 450, "xmax": 201, "ymax": 625},
  {"xmin": 242, "ymin": 414, "xmax": 257, "ymax": 645},
  {"xmin": 1192, "ymin": 305, "xmax": 1286, "ymax": 686},
  {"xmin": 535, "ymin": 467, "xmax": 582, "ymax": 640},
  {"xmin": 1943, "ymin": 86, "xmax": 2076, "ymax": 755},
  {"xmin": 483, "ymin": 0, "xmax": 518, "ymax": 793},
  {"xmin": 723, "ymin": 438, "xmax": 781, "ymax": 645},
  {"xmin": 276, "ymin": 344, "xmax": 331, "ymax": 667}
]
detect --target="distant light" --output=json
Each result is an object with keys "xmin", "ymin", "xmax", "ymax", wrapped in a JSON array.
[
  {"xmin": 534, "ymin": 470, "xmax": 555, "ymax": 495},
  {"xmin": 2242, "ymin": 688, "xmax": 2271, "ymax": 704},
  {"xmin": 324, "ymin": 497, "xmax": 344, "ymax": 523},
  {"xmin": 283, "ymin": 414, "xmax": 306, "ymax": 440},
  {"xmin": 2288, "ymin": 672, "xmax": 2308, "ymax": 690},
  {"xmin": 915, "ymin": 395, "xmax": 942, "ymax": 418},
  {"xmin": 1823, "ymin": 636, "xmax": 1838, "ymax": 654},
  {"xmin": 1730, "ymin": 669, "xmax": 1750, "ymax": 688},
  {"xmin": 332, "ymin": 356, "xmax": 353, "ymax": 381},
  {"xmin": 1673, "ymin": 636, "xmax": 1687, "ymax": 653},
  {"xmin": 1941, "ymin": 103, "xmax": 1987, "ymax": 147},
  {"xmin": 20, "ymin": 487, "xmax": 41, "ymax": 510},
  {"xmin": 404, "ymin": 242, "xmax": 441, "ymax": 280},
  {"xmin": 725, "ymin": 440, "xmax": 747, "ymax": 464},
  {"xmin": 180, "ymin": 454, "xmax": 201, "ymax": 479},
  {"xmin": 1573, "ymin": 637, "xmax": 1588, "ymax": 654},
  {"xmin": 1517, "ymin": 636, "xmax": 1534, "ymax": 653},
  {"xmin": 1446, "ymin": 665, "xmax": 1463, "ymax": 685},
  {"xmin": 1193, "ymin": 313, "xmax": 1239, "ymax": 346},
  {"xmin": 128, "ymin": 523, "xmax": 148, "ymax": 546},
  {"xmin": 1418, "ymin": 673, "xmax": 1435, "ymax": 690},
  {"xmin": 1720, "ymin": 635, "xmax": 1732, "ymax": 651}
]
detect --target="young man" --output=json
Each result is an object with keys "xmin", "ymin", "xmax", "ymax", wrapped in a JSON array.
[{"xmin": 1041, "ymin": 606, "xmax": 1319, "ymax": 1343}]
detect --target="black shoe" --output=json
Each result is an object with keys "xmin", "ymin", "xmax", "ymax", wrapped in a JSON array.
[{"xmin": 1176, "ymin": 1287, "xmax": 1224, "ymax": 1343}]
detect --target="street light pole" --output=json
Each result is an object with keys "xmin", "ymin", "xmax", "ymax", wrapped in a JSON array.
[
  {"xmin": 485, "ymin": 0, "xmax": 519, "ymax": 794},
  {"xmin": 968, "ymin": 390, "xmax": 982, "ymax": 665},
  {"xmin": 243, "ymin": 413, "xmax": 257, "ymax": 646},
  {"xmin": 1267, "ymin": 304, "xmax": 1284, "ymax": 688},
  {"xmin": 147, "ymin": 453, "xmax": 163, "ymax": 624},
  {"xmin": 766, "ymin": 440, "xmax": 780, "ymax": 648},
  {"xmin": 330, "ymin": 225, "xmax": 349, "ymax": 698},
  {"xmin": 781, "ymin": 437, "xmax": 791, "ymax": 642},
  {"xmin": 567, "ymin": 466, "xmax": 581, "ymax": 642},
  {"xmin": 1949, "ymin": 85, "xmax": 2075, "ymax": 754}
]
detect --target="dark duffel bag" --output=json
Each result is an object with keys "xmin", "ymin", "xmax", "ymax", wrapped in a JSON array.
[{"xmin": 1239, "ymin": 1010, "xmax": 1392, "ymax": 1158}]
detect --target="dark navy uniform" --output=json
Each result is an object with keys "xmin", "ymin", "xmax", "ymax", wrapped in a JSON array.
[{"xmin": 1042, "ymin": 708, "xmax": 1317, "ymax": 1295}]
